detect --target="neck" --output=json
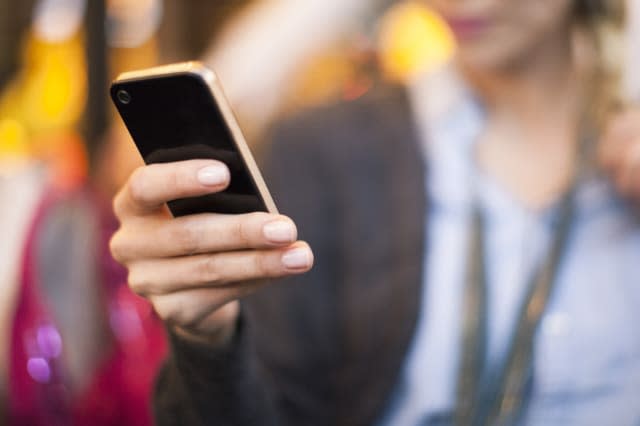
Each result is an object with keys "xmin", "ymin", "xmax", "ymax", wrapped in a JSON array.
[
  {"xmin": 459, "ymin": 29, "xmax": 580, "ymax": 134},
  {"xmin": 460, "ymin": 27, "xmax": 585, "ymax": 209}
]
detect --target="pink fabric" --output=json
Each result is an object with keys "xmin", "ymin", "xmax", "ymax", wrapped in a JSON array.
[{"xmin": 8, "ymin": 188, "xmax": 167, "ymax": 426}]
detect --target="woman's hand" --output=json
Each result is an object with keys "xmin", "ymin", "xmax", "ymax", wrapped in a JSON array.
[
  {"xmin": 110, "ymin": 159, "xmax": 314, "ymax": 345},
  {"xmin": 600, "ymin": 109, "xmax": 640, "ymax": 200}
]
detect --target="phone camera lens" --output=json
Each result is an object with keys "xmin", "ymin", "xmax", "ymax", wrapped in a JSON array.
[{"xmin": 117, "ymin": 90, "xmax": 131, "ymax": 105}]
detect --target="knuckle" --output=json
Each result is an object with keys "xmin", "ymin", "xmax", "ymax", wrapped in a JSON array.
[
  {"xmin": 162, "ymin": 298, "xmax": 193, "ymax": 326},
  {"xmin": 177, "ymin": 167, "xmax": 195, "ymax": 189},
  {"xmin": 171, "ymin": 223, "xmax": 202, "ymax": 255},
  {"xmin": 147, "ymin": 296, "xmax": 167, "ymax": 322},
  {"xmin": 196, "ymin": 256, "xmax": 224, "ymax": 285},
  {"xmin": 154, "ymin": 301, "xmax": 180, "ymax": 324},
  {"xmin": 109, "ymin": 232, "xmax": 128, "ymax": 264},
  {"xmin": 252, "ymin": 253, "xmax": 273, "ymax": 278},
  {"xmin": 165, "ymin": 167, "xmax": 182, "ymax": 191},
  {"xmin": 127, "ymin": 267, "xmax": 151, "ymax": 295},
  {"xmin": 234, "ymin": 212, "xmax": 271, "ymax": 244},
  {"xmin": 112, "ymin": 191, "xmax": 126, "ymax": 219},
  {"xmin": 231, "ymin": 219, "xmax": 252, "ymax": 246},
  {"xmin": 163, "ymin": 164, "xmax": 191, "ymax": 194}
]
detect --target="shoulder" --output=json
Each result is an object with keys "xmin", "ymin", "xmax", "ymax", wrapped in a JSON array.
[{"xmin": 264, "ymin": 82, "xmax": 412, "ymax": 158}]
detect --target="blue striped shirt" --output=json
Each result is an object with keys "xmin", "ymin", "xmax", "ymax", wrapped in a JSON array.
[{"xmin": 382, "ymin": 68, "xmax": 640, "ymax": 425}]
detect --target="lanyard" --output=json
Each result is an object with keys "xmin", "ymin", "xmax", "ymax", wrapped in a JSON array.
[{"xmin": 453, "ymin": 151, "xmax": 585, "ymax": 426}]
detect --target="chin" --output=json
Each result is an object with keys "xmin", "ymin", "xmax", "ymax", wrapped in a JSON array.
[{"xmin": 456, "ymin": 43, "xmax": 527, "ymax": 74}]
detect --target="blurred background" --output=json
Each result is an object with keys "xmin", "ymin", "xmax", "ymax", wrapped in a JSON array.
[{"xmin": 0, "ymin": 0, "xmax": 637, "ymax": 424}]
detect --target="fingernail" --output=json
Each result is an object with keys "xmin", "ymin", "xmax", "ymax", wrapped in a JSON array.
[
  {"xmin": 282, "ymin": 247, "xmax": 312, "ymax": 270},
  {"xmin": 263, "ymin": 220, "xmax": 296, "ymax": 243},
  {"xmin": 197, "ymin": 165, "xmax": 229, "ymax": 186}
]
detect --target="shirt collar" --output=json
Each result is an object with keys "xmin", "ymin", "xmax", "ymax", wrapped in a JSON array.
[{"xmin": 408, "ymin": 63, "xmax": 485, "ymax": 209}]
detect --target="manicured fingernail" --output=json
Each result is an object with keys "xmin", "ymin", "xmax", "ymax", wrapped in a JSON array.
[
  {"xmin": 263, "ymin": 220, "xmax": 296, "ymax": 243},
  {"xmin": 197, "ymin": 165, "xmax": 229, "ymax": 186},
  {"xmin": 282, "ymin": 247, "xmax": 312, "ymax": 270}
]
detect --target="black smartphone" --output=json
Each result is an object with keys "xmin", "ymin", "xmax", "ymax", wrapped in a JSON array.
[{"xmin": 110, "ymin": 61, "xmax": 278, "ymax": 216}]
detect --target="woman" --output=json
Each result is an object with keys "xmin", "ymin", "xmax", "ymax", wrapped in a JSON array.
[{"xmin": 111, "ymin": 0, "xmax": 640, "ymax": 424}]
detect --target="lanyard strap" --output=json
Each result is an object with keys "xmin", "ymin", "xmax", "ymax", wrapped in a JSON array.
[{"xmin": 454, "ymin": 164, "xmax": 582, "ymax": 426}]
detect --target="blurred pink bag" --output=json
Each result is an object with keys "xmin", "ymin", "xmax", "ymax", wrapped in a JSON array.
[{"xmin": 8, "ymin": 188, "xmax": 167, "ymax": 426}]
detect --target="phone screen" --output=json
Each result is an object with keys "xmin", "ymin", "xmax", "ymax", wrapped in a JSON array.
[{"xmin": 111, "ymin": 72, "xmax": 269, "ymax": 216}]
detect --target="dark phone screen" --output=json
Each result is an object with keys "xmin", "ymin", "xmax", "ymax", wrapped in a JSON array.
[{"xmin": 110, "ymin": 73, "xmax": 267, "ymax": 216}]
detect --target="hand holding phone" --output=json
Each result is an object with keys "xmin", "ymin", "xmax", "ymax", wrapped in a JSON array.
[{"xmin": 108, "ymin": 63, "xmax": 313, "ymax": 343}]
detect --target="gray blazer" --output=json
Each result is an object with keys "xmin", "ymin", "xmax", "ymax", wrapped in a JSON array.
[{"xmin": 154, "ymin": 84, "xmax": 428, "ymax": 426}]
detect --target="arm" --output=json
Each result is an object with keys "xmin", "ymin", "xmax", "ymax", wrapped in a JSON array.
[
  {"xmin": 110, "ymin": 117, "xmax": 340, "ymax": 425},
  {"xmin": 154, "ymin": 318, "xmax": 279, "ymax": 426}
]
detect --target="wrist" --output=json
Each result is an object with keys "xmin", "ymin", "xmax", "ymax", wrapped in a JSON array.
[{"xmin": 172, "ymin": 316, "xmax": 238, "ymax": 348}]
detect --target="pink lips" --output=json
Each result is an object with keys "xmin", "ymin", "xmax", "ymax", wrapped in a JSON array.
[{"xmin": 444, "ymin": 16, "xmax": 491, "ymax": 40}]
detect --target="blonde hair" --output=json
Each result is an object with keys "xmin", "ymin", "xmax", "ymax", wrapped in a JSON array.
[{"xmin": 573, "ymin": 0, "xmax": 626, "ymax": 131}]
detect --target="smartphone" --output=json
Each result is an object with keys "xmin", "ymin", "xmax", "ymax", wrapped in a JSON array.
[{"xmin": 110, "ymin": 61, "xmax": 278, "ymax": 216}]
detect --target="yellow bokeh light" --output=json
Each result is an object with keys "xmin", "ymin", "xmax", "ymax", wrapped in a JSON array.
[
  {"xmin": 379, "ymin": 1, "xmax": 456, "ymax": 82},
  {"xmin": 20, "ymin": 33, "xmax": 87, "ymax": 134},
  {"xmin": 42, "ymin": 58, "xmax": 74, "ymax": 118},
  {"xmin": 0, "ymin": 28, "xmax": 88, "ymax": 181},
  {"xmin": 0, "ymin": 119, "xmax": 30, "ymax": 157}
]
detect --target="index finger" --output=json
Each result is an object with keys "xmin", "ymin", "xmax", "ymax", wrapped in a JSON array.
[{"xmin": 114, "ymin": 159, "xmax": 230, "ymax": 217}]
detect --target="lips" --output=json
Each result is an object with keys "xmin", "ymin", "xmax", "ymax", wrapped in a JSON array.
[{"xmin": 444, "ymin": 15, "xmax": 491, "ymax": 40}]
